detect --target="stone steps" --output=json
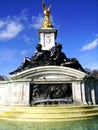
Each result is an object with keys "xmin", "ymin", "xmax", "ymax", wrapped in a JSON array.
[{"xmin": 0, "ymin": 105, "xmax": 98, "ymax": 122}]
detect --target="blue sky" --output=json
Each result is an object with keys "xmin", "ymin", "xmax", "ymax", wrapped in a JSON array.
[{"xmin": 0, "ymin": 0, "xmax": 98, "ymax": 76}]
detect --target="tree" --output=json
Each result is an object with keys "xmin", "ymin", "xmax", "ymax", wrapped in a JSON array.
[
  {"xmin": 91, "ymin": 70, "xmax": 98, "ymax": 78},
  {"xmin": 84, "ymin": 68, "xmax": 98, "ymax": 80},
  {"xmin": 0, "ymin": 75, "xmax": 7, "ymax": 81}
]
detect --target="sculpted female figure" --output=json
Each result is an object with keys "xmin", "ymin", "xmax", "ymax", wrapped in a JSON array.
[
  {"xmin": 42, "ymin": 0, "xmax": 53, "ymax": 28},
  {"xmin": 42, "ymin": 0, "xmax": 51, "ymax": 21}
]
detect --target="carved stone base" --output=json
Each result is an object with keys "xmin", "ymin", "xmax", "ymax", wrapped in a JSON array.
[
  {"xmin": 38, "ymin": 28, "xmax": 57, "ymax": 50},
  {"xmin": 30, "ymin": 83, "xmax": 73, "ymax": 105}
]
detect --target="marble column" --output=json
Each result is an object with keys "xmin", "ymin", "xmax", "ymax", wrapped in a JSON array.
[
  {"xmin": 72, "ymin": 81, "xmax": 83, "ymax": 104},
  {"xmin": 81, "ymin": 82, "xmax": 87, "ymax": 104}
]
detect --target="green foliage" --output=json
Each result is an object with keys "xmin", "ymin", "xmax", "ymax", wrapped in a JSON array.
[
  {"xmin": 0, "ymin": 75, "xmax": 5, "ymax": 81},
  {"xmin": 0, "ymin": 75, "xmax": 8, "ymax": 81},
  {"xmin": 85, "ymin": 68, "xmax": 98, "ymax": 80}
]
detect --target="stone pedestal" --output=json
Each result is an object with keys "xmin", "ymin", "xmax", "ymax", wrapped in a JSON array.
[
  {"xmin": 38, "ymin": 28, "xmax": 57, "ymax": 50},
  {"xmin": 72, "ymin": 82, "xmax": 82, "ymax": 104},
  {"xmin": 0, "ymin": 80, "xmax": 30, "ymax": 106},
  {"xmin": 81, "ymin": 82, "xmax": 87, "ymax": 104},
  {"xmin": 0, "ymin": 66, "xmax": 86, "ymax": 106},
  {"xmin": 72, "ymin": 81, "xmax": 87, "ymax": 104}
]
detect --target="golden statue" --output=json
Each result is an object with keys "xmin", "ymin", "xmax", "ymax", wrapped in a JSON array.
[{"xmin": 42, "ymin": 0, "xmax": 53, "ymax": 28}]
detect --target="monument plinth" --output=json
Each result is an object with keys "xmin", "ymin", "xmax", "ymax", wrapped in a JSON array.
[
  {"xmin": 38, "ymin": 28, "xmax": 57, "ymax": 50},
  {"xmin": 39, "ymin": 0, "xmax": 57, "ymax": 50},
  {"xmin": 0, "ymin": 1, "xmax": 97, "ymax": 107}
]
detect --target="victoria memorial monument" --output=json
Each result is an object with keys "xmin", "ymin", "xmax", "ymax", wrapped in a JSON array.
[{"xmin": 0, "ymin": 1, "xmax": 98, "ymax": 106}]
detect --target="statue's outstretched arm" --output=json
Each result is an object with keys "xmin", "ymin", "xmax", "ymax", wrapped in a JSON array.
[{"xmin": 48, "ymin": 5, "xmax": 51, "ymax": 10}]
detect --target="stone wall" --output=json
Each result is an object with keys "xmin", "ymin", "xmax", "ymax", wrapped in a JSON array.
[
  {"xmin": 0, "ymin": 80, "xmax": 30, "ymax": 106},
  {"xmin": 85, "ymin": 78, "xmax": 98, "ymax": 105},
  {"xmin": 0, "ymin": 66, "xmax": 90, "ymax": 106}
]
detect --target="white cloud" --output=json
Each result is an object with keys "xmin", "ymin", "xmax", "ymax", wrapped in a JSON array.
[
  {"xmin": 0, "ymin": 21, "xmax": 24, "ymax": 40},
  {"xmin": 0, "ymin": 9, "xmax": 30, "ymax": 41},
  {"xmin": 20, "ymin": 50, "xmax": 28, "ymax": 57},
  {"xmin": 0, "ymin": 9, "xmax": 54, "ymax": 41},
  {"xmin": 23, "ymin": 35, "xmax": 34, "ymax": 44},
  {"xmin": 85, "ymin": 61, "xmax": 98, "ymax": 70},
  {"xmin": 32, "ymin": 14, "xmax": 54, "ymax": 29},
  {"xmin": 0, "ymin": 20, "xmax": 6, "ymax": 28},
  {"xmin": 78, "ymin": 48, "xmax": 98, "ymax": 70},
  {"xmin": 32, "ymin": 14, "xmax": 44, "ymax": 29},
  {"xmin": 0, "ymin": 48, "xmax": 31, "ymax": 64},
  {"xmin": 13, "ymin": 9, "xmax": 29, "ymax": 24},
  {"xmin": 81, "ymin": 38, "xmax": 98, "ymax": 51},
  {"xmin": 96, "ymin": 33, "xmax": 98, "ymax": 37}
]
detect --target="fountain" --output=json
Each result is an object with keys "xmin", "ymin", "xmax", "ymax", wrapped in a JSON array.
[
  {"xmin": 0, "ymin": 0, "xmax": 98, "ymax": 123},
  {"xmin": 7, "ymin": 0, "xmax": 87, "ymax": 106}
]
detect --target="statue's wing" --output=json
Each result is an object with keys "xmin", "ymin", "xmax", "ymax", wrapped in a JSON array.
[
  {"xmin": 48, "ymin": 5, "xmax": 51, "ymax": 9},
  {"xmin": 42, "ymin": 0, "xmax": 46, "ymax": 10}
]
